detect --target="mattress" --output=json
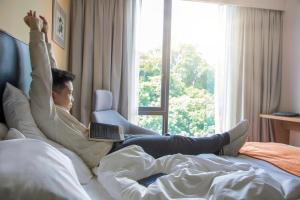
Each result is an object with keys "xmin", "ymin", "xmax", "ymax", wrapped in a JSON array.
[{"xmin": 222, "ymin": 155, "xmax": 300, "ymax": 181}]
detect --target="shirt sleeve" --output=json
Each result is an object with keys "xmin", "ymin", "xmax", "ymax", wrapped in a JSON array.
[
  {"xmin": 46, "ymin": 42, "xmax": 58, "ymax": 69},
  {"xmin": 29, "ymin": 30, "xmax": 56, "ymax": 121}
]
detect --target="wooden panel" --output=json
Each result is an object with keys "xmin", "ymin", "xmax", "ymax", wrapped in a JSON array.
[
  {"xmin": 260, "ymin": 114, "xmax": 300, "ymax": 123},
  {"xmin": 260, "ymin": 114, "xmax": 300, "ymax": 145},
  {"xmin": 273, "ymin": 120, "xmax": 290, "ymax": 144}
]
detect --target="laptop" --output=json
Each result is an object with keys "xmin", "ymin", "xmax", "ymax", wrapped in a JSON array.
[{"xmin": 88, "ymin": 122, "xmax": 125, "ymax": 142}]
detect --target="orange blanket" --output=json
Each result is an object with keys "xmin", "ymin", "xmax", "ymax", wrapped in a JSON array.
[{"xmin": 239, "ymin": 142, "xmax": 300, "ymax": 177}]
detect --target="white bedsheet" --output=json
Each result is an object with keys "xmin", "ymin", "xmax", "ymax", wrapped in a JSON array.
[
  {"xmin": 95, "ymin": 145, "xmax": 300, "ymax": 200},
  {"xmin": 83, "ymin": 178, "xmax": 114, "ymax": 200}
]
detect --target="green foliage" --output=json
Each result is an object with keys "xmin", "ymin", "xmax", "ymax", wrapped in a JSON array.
[
  {"xmin": 139, "ymin": 49, "xmax": 162, "ymax": 107},
  {"xmin": 171, "ymin": 44, "xmax": 214, "ymax": 94},
  {"xmin": 138, "ymin": 44, "xmax": 215, "ymax": 136},
  {"xmin": 168, "ymin": 87, "xmax": 215, "ymax": 137},
  {"xmin": 137, "ymin": 115, "xmax": 162, "ymax": 133}
]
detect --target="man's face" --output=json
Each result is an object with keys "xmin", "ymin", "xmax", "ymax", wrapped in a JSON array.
[{"xmin": 52, "ymin": 81, "xmax": 74, "ymax": 111}]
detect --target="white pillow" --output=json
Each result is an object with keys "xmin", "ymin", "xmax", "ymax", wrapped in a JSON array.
[
  {"xmin": 4, "ymin": 128, "xmax": 26, "ymax": 140},
  {"xmin": 0, "ymin": 139, "xmax": 91, "ymax": 200},
  {"xmin": 2, "ymin": 83, "xmax": 47, "ymax": 140},
  {"xmin": 2, "ymin": 83, "xmax": 93, "ymax": 184},
  {"xmin": 0, "ymin": 123, "xmax": 8, "ymax": 139},
  {"xmin": 46, "ymin": 140, "xmax": 93, "ymax": 185}
]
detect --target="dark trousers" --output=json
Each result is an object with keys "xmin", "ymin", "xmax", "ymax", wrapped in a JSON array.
[{"xmin": 109, "ymin": 133, "xmax": 230, "ymax": 158}]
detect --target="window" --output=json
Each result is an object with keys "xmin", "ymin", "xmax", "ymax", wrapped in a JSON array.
[
  {"xmin": 137, "ymin": 0, "xmax": 220, "ymax": 136},
  {"xmin": 138, "ymin": 0, "xmax": 164, "ymax": 108},
  {"xmin": 137, "ymin": 115, "xmax": 163, "ymax": 133}
]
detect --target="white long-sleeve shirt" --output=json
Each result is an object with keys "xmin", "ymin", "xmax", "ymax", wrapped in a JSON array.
[{"xmin": 29, "ymin": 31, "xmax": 112, "ymax": 168}]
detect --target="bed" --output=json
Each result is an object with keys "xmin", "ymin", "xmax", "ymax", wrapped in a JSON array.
[
  {"xmin": 0, "ymin": 29, "xmax": 299, "ymax": 200},
  {"xmin": 0, "ymin": 29, "xmax": 113, "ymax": 200}
]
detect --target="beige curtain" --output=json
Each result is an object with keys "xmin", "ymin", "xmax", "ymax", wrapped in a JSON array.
[
  {"xmin": 216, "ymin": 6, "xmax": 283, "ymax": 142},
  {"xmin": 69, "ymin": 0, "xmax": 138, "ymax": 125}
]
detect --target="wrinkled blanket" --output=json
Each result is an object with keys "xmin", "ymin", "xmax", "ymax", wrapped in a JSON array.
[{"xmin": 94, "ymin": 145, "xmax": 300, "ymax": 200}]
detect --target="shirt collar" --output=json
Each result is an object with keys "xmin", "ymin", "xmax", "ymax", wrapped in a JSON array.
[{"xmin": 55, "ymin": 105, "xmax": 70, "ymax": 113}]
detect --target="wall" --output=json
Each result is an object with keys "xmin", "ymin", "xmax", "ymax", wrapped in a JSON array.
[
  {"xmin": 280, "ymin": 0, "xmax": 300, "ymax": 146},
  {"xmin": 0, "ymin": 0, "xmax": 71, "ymax": 70}
]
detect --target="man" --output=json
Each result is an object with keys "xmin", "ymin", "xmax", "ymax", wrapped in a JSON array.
[{"xmin": 25, "ymin": 11, "xmax": 248, "ymax": 168}]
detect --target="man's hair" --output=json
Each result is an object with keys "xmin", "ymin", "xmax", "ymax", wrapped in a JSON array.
[{"xmin": 51, "ymin": 68, "xmax": 75, "ymax": 92}]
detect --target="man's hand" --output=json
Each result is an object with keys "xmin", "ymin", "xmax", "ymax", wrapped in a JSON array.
[
  {"xmin": 24, "ymin": 10, "xmax": 41, "ymax": 31},
  {"xmin": 39, "ymin": 15, "xmax": 48, "ymax": 34},
  {"xmin": 39, "ymin": 15, "xmax": 49, "ymax": 42}
]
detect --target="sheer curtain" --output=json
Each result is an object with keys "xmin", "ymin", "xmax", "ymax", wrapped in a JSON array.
[
  {"xmin": 69, "ymin": 0, "xmax": 140, "ymax": 125},
  {"xmin": 215, "ymin": 6, "xmax": 283, "ymax": 141}
]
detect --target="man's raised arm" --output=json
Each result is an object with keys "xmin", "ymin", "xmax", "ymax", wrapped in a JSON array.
[
  {"xmin": 39, "ymin": 15, "xmax": 58, "ymax": 69},
  {"xmin": 24, "ymin": 10, "xmax": 56, "ymax": 120}
]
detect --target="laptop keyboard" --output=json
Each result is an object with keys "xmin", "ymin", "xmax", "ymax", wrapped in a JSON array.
[{"xmin": 90, "ymin": 122, "xmax": 121, "ymax": 140}]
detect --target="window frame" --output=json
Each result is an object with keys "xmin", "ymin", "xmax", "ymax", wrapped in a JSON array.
[{"xmin": 138, "ymin": 0, "xmax": 172, "ymax": 134}]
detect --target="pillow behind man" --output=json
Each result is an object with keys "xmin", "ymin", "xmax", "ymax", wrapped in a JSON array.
[
  {"xmin": 0, "ymin": 123, "xmax": 8, "ymax": 140},
  {"xmin": 2, "ymin": 83, "xmax": 93, "ymax": 184},
  {"xmin": 2, "ymin": 83, "xmax": 47, "ymax": 140},
  {"xmin": 4, "ymin": 128, "xmax": 26, "ymax": 140}
]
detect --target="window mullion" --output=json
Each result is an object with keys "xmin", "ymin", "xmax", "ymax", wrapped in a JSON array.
[{"xmin": 161, "ymin": 0, "xmax": 172, "ymax": 134}]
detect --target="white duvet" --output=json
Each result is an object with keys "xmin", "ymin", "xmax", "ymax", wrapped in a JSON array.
[{"xmin": 95, "ymin": 145, "xmax": 300, "ymax": 200}]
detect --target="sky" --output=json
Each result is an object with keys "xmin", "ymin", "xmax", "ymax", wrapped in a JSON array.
[{"xmin": 138, "ymin": 0, "xmax": 225, "ymax": 67}]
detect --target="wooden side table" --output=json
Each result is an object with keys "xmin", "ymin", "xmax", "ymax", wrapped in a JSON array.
[{"xmin": 260, "ymin": 114, "xmax": 300, "ymax": 144}]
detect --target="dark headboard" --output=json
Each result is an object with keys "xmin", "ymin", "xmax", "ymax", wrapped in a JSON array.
[{"xmin": 0, "ymin": 30, "xmax": 32, "ymax": 123}]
